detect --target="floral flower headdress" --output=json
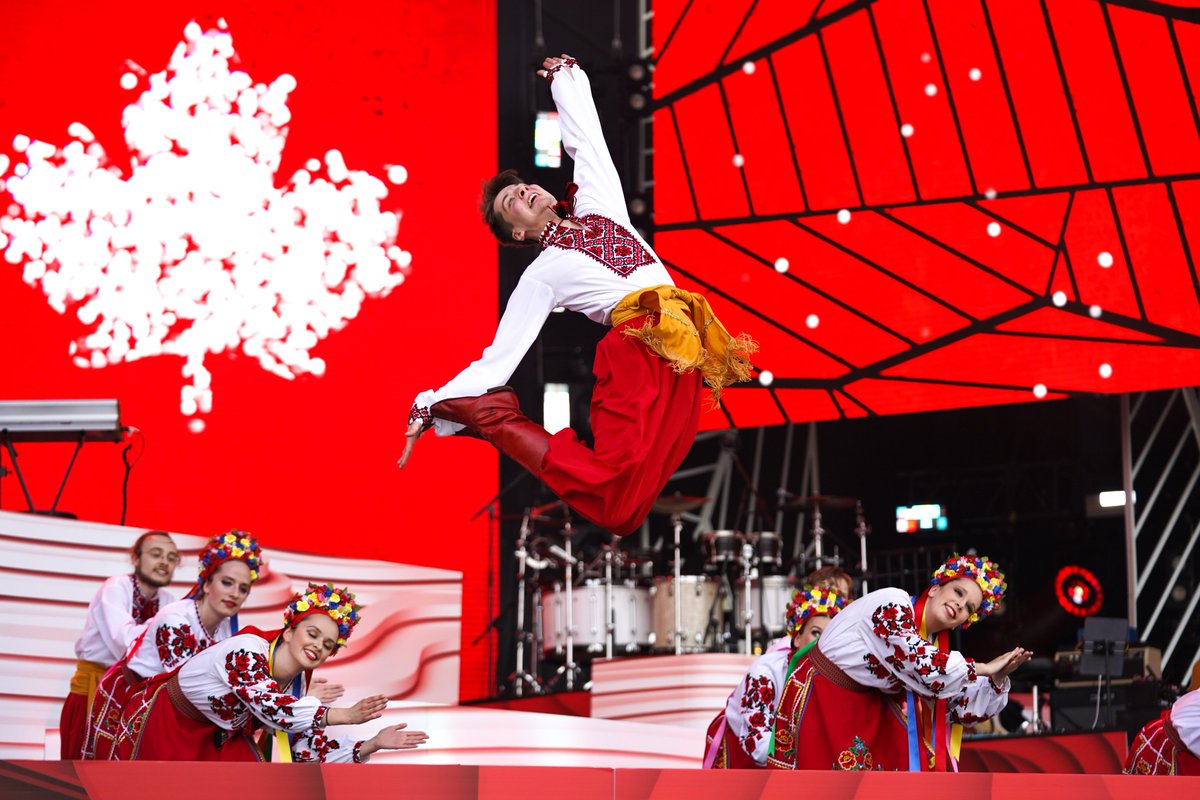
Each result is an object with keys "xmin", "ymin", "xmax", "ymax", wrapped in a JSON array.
[
  {"xmin": 284, "ymin": 582, "xmax": 362, "ymax": 650},
  {"xmin": 930, "ymin": 553, "xmax": 1006, "ymax": 628},
  {"xmin": 785, "ymin": 584, "xmax": 846, "ymax": 638},
  {"xmin": 186, "ymin": 530, "xmax": 264, "ymax": 598}
]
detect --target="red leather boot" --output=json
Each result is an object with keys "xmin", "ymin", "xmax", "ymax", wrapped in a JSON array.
[{"xmin": 431, "ymin": 387, "xmax": 551, "ymax": 475}]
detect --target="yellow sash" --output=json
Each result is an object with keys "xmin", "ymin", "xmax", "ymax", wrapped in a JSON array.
[
  {"xmin": 68, "ymin": 659, "xmax": 106, "ymax": 710},
  {"xmin": 610, "ymin": 285, "xmax": 758, "ymax": 407},
  {"xmin": 917, "ymin": 606, "xmax": 963, "ymax": 766}
]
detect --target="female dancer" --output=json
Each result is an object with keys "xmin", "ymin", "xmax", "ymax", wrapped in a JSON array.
[
  {"xmin": 768, "ymin": 554, "xmax": 1030, "ymax": 771},
  {"xmin": 111, "ymin": 582, "xmax": 428, "ymax": 761}
]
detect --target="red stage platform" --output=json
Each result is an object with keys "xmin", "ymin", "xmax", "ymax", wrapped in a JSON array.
[{"xmin": 3, "ymin": 761, "xmax": 1199, "ymax": 800}]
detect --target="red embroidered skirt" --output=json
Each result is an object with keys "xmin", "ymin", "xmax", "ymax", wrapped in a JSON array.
[
  {"xmin": 59, "ymin": 691, "xmax": 89, "ymax": 760},
  {"xmin": 1125, "ymin": 709, "xmax": 1200, "ymax": 776},
  {"xmin": 538, "ymin": 316, "xmax": 703, "ymax": 537},
  {"xmin": 112, "ymin": 672, "xmax": 261, "ymax": 761},
  {"xmin": 767, "ymin": 655, "xmax": 911, "ymax": 771},
  {"xmin": 82, "ymin": 663, "xmax": 134, "ymax": 760}
]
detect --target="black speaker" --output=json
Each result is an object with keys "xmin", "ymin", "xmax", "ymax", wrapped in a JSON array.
[{"xmin": 1051, "ymin": 680, "xmax": 1168, "ymax": 736}]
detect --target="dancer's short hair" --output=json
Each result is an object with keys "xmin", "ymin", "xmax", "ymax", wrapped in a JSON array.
[
  {"xmin": 804, "ymin": 566, "xmax": 856, "ymax": 600},
  {"xmin": 131, "ymin": 530, "xmax": 174, "ymax": 557},
  {"xmin": 480, "ymin": 169, "xmax": 533, "ymax": 247}
]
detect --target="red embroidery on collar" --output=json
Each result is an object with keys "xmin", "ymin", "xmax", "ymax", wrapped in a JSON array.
[{"xmin": 541, "ymin": 213, "xmax": 654, "ymax": 277}]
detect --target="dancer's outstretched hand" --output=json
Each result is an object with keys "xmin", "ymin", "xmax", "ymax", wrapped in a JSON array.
[
  {"xmin": 975, "ymin": 647, "xmax": 1033, "ymax": 680},
  {"xmin": 398, "ymin": 419, "xmax": 425, "ymax": 469},
  {"xmin": 328, "ymin": 694, "xmax": 389, "ymax": 726},
  {"xmin": 537, "ymin": 53, "xmax": 576, "ymax": 80},
  {"xmin": 367, "ymin": 723, "xmax": 429, "ymax": 752}
]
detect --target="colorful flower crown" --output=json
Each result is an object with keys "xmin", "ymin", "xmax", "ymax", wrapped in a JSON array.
[
  {"xmin": 187, "ymin": 530, "xmax": 264, "ymax": 597},
  {"xmin": 284, "ymin": 582, "xmax": 362, "ymax": 649},
  {"xmin": 785, "ymin": 584, "xmax": 846, "ymax": 638},
  {"xmin": 930, "ymin": 553, "xmax": 1006, "ymax": 628}
]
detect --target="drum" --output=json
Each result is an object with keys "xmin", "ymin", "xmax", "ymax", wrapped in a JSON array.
[
  {"xmin": 733, "ymin": 575, "xmax": 796, "ymax": 636},
  {"xmin": 651, "ymin": 575, "xmax": 720, "ymax": 652},
  {"xmin": 749, "ymin": 531, "xmax": 784, "ymax": 569},
  {"xmin": 702, "ymin": 530, "xmax": 744, "ymax": 565},
  {"xmin": 540, "ymin": 580, "xmax": 652, "ymax": 655}
]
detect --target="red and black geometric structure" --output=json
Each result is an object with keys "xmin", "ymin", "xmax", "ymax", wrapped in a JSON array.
[{"xmin": 651, "ymin": 0, "xmax": 1200, "ymax": 429}]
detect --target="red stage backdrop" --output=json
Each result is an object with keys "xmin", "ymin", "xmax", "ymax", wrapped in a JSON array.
[
  {"xmin": 0, "ymin": 1, "xmax": 498, "ymax": 699},
  {"xmin": 653, "ymin": 0, "xmax": 1200, "ymax": 428}
]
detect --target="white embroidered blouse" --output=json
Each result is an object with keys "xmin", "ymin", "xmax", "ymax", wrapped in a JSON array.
[
  {"xmin": 816, "ymin": 587, "xmax": 1010, "ymax": 724},
  {"xmin": 175, "ymin": 633, "xmax": 364, "ymax": 763},
  {"xmin": 1172, "ymin": 688, "xmax": 1200, "ymax": 756},
  {"xmin": 412, "ymin": 61, "xmax": 674, "ymax": 435},
  {"xmin": 75, "ymin": 574, "xmax": 176, "ymax": 666},
  {"xmin": 125, "ymin": 598, "xmax": 233, "ymax": 680},
  {"xmin": 724, "ymin": 636, "xmax": 792, "ymax": 766}
]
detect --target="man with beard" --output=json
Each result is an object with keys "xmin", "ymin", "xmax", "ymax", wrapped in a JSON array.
[{"xmin": 58, "ymin": 530, "xmax": 180, "ymax": 759}]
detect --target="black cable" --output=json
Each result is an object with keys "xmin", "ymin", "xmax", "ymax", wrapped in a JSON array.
[{"xmin": 119, "ymin": 427, "xmax": 144, "ymax": 526}]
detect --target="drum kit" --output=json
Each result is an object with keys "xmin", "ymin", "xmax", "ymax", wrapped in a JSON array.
[{"xmin": 506, "ymin": 492, "xmax": 872, "ymax": 696}]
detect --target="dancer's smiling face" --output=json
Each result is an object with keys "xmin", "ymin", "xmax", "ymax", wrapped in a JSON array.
[
  {"xmin": 925, "ymin": 577, "xmax": 984, "ymax": 634},
  {"xmin": 493, "ymin": 182, "xmax": 558, "ymax": 242}
]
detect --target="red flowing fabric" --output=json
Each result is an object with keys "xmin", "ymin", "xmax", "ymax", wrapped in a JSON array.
[
  {"xmin": 83, "ymin": 665, "xmax": 134, "ymax": 761},
  {"xmin": 58, "ymin": 692, "xmax": 88, "ymax": 760},
  {"xmin": 112, "ymin": 670, "xmax": 261, "ymax": 761},
  {"xmin": 1125, "ymin": 710, "xmax": 1200, "ymax": 776},
  {"xmin": 767, "ymin": 657, "xmax": 910, "ymax": 771},
  {"xmin": 538, "ymin": 316, "xmax": 703, "ymax": 537}
]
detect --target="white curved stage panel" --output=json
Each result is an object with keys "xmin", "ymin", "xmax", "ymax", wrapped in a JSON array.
[
  {"xmin": 0, "ymin": 510, "xmax": 461, "ymax": 760},
  {"xmin": 589, "ymin": 653, "xmax": 754, "ymax": 729}
]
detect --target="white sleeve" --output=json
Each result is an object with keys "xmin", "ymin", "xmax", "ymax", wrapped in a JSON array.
[
  {"xmin": 92, "ymin": 578, "xmax": 144, "ymax": 663},
  {"xmin": 949, "ymin": 673, "xmax": 1011, "ymax": 725},
  {"xmin": 413, "ymin": 276, "xmax": 557, "ymax": 436},
  {"xmin": 549, "ymin": 63, "xmax": 629, "ymax": 223},
  {"xmin": 1170, "ymin": 688, "xmax": 1200, "ymax": 756},
  {"xmin": 291, "ymin": 730, "xmax": 364, "ymax": 763},
  {"xmin": 861, "ymin": 592, "xmax": 993, "ymax": 708},
  {"xmin": 723, "ymin": 650, "xmax": 786, "ymax": 766}
]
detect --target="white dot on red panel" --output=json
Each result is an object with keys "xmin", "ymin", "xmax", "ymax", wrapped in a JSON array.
[
  {"xmin": 1089, "ymin": 305, "xmax": 1103, "ymax": 318},
  {"xmin": 1099, "ymin": 363, "xmax": 1113, "ymax": 379},
  {"xmin": 732, "ymin": 153, "xmax": 745, "ymax": 168},
  {"xmin": 1052, "ymin": 291, "xmax": 1067, "ymax": 307},
  {"xmin": 837, "ymin": 209, "xmax": 851, "ymax": 224},
  {"xmin": 758, "ymin": 370, "xmax": 774, "ymax": 386},
  {"xmin": 742, "ymin": 61, "xmax": 756, "ymax": 75},
  {"xmin": 900, "ymin": 123, "xmax": 914, "ymax": 138},
  {"xmin": 774, "ymin": 257, "xmax": 789, "ymax": 273},
  {"xmin": 120, "ymin": 72, "xmax": 139, "ymax": 90},
  {"xmin": 924, "ymin": 84, "xmax": 938, "ymax": 97},
  {"xmin": 969, "ymin": 67, "xmax": 982, "ymax": 81},
  {"xmin": 987, "ymin": 222, "xmax": 1001, "ymax": 237},
  {"xmin": 805, "ymin": 314, "xmax": 820, "ymax": 329},
  {"xmin": 1097, "ymin": 251, "xmax": 1114, "ymax": 268},
  {"xmin": 984, "ymin": 188, "xmax": 997, "ymax": 200},
  {"xmin": 1033, "ymin": 384, "xmax": 1048, "ymax": 399},
  {"xmin": 188, "ymin": 419, "xmax": 206, "ymax": 434},
  {"xmin": 921, "ymin": 52, "xmax": 932, "ymax": 64}
]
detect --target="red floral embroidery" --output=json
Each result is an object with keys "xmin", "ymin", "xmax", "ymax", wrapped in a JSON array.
[
  {"xmin": 737, "ymin": 673, "xmax": 777, "ymax": 754},
  {"xmin": 209, "ymin": 691, "xmax": 241, "ymax": 722},
  {"xmin": 965, "ymin": 658, "xmax": 978, "ymax": 683},
  {"xmin": 155, "ymin": 623, "xmax": 204, "ymax": 668},
  {"xmin": 222, "ymin": 649, "xmax": 302, "ymax": 729},
  {"xmin": 130, "ymin": 575, "xmax": 160, "ymax": 624},
  {"xmin": 541, "ymin": 214, "xmax": 654, "ymax": 277},
  {"xmin": 293, "ymin": 730, "xmax": 343, "ymax": 762}
]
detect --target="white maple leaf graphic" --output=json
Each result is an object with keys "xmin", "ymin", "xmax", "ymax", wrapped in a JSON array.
[{"xmin": 0, "ymin": 21, "xmax": 411, "ymax": 429}]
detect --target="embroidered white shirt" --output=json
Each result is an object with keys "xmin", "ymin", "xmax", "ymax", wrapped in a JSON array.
[
  {"xmin": 816, "ymin": 587, "xmax": 1010, "ymax": 724},
  {"xmin": 176, "ymin": 633, "xmax": 361, "ymax": 762},
  {"xmin": 1172, "ymin": 688, "xmax": 1200, "ymax": 756},
  {"xmin": 74, "ymin": 575, "xmax": 176, "ymax": 666},
  {"xmin": 125, "ymin": 598, "xmax": 233, "ymax": 680},
  {"xmin": 414, "ymin": 62, "xmax": 674, "ymax": 435},
  {"xmin": 724, "ymin": 636, "xmax": 792, "ymax": 766}
]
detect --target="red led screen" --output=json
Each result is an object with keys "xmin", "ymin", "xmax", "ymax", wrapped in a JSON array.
[
  {"xmin": 0, "ymin": 2, "xmax": 498, "ymax": 698},
  {"xmin": 653, "ymin": 0, "xmax": 1200, "ymax": 429}
]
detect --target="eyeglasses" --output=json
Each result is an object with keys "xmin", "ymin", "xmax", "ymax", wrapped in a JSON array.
[{"xmin": 145, "ymin": 548, "xmax": 181, "ymax": 564}]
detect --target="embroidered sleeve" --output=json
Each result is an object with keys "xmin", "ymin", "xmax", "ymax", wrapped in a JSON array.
[
  {"xmin": 221, "ymin": 648, "xmax": 322, "ymax": 732},
  {"xmin": 541, "ymin": 56, "xmax": 577, "ymax": 82},
  {"xmin": 154, "ymin": 622, "xmax": 204, "ymax": 669},
  {"xmin": 865, "ymin": 601, "xmax": 981, "ymax": 701},
  {"xmin": 949, "ymin": 671, "xmax": 1010, "ymax": 725},
  {"xmin": 291, "ymin": 729, "xmax": 360, "ymax": 763},
  {"xmin": 415, "ymin": 277, "xmax": 557, "ymax": 437},
  {"xmin": 723, "ymin": 651, "xmax": 789, "ymax": 767},
  {"xmin": 408, "ymin": 404, "xmax": 431, "ymax": 429},
  {"xmin": 94, "ymin": 577, "xmax": 148, "ymax": 662},
  {"xmin": 548, "ymin": 61, "xmax": 629, "ymax": 222}
]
